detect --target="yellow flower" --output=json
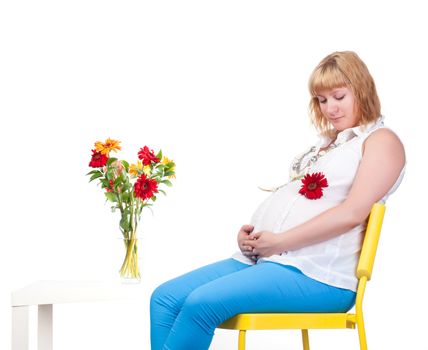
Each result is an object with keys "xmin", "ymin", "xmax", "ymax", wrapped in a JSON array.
[
  {"xmin": 161, "ymin": 156, "xmax": 171, "ymax": 165},
  {"xmin": 143, "ymin": 165, "xmax": 151, "ymax": 176},
  {"xmin": 162, "ymin": 156, "xmax": 176, "ymax": 179},
  {"xmin": 95, "ymin": 138, "xmax": 121, "ymax": 155},
  {"xmin": 129, "ymin": 161, "xmax": 143, "ymax": 177}
]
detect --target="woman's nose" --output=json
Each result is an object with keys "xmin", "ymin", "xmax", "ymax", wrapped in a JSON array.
[{"xmin": 326, "ymin": 99, "xmax": 339, "ymax": 115}]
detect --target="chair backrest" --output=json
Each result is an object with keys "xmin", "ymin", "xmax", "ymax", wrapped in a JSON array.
[{"xmin": 356, "ymin": 203, "xmax": 386, "ymax": 281}]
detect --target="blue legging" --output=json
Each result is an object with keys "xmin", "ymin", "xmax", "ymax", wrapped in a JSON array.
[{"xmin": 150, "ymin": 258, "xmax": 356, "ymax": 350}]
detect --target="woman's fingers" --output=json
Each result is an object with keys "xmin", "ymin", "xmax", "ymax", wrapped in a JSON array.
[
  {"xmin": 244, "ymin": 237, "xmax": 257, "ymax": 247},
  {"xmin": 242, "ymin": 244, "xmax": 257, "ymax": 256},
  {"xmin": 241, "ymin": 225, "xmax": 254, "ymax": 233},
  {"xmin": 248, "ymin": 231, "xmax": 261, "ymax": 240},
  {"xmin": 239, "ymin": 227, "xmax": 258, "ymax": 260}
]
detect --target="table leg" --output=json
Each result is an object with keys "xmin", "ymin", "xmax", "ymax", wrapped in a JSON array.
[
  {"xmin": 38, "ymin": 304, "xmax": 53, "ymax": 350},
  {"xmin": 12, "ymin": 306, "xmax": 29, "ymax": 350}
]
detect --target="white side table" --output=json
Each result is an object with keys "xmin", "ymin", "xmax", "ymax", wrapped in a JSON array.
[{"xmin": 11, "ymin": 280, "xmax": 140, "ymax": 350}]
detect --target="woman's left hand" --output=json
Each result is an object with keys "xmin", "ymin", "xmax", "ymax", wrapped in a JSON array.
[{"xmin": 243, "ymin": 231, "xmax": 285, "ymax": 259}]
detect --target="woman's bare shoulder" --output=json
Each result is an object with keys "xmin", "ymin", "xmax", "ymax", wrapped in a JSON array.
[{"xmin": 363, "ymin": 127, "xmax": 405, "ymax": 162}]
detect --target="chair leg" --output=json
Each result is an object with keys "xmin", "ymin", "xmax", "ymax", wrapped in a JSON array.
[
  {"xmin": 301, "ymin": 329, "xmax": 310, "ymax": 350},
  {"xmin": 238, "ymin": 330, "xmax": 246, "ymax": 350},
  {"xmin": 357, "ymin": 320, "xmax": 368, "ymax": 350}
]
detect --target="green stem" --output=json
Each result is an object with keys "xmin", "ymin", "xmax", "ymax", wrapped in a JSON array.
[{"xmin": 119, "ymin": 233, "xmax": 140, "ymax": 279}]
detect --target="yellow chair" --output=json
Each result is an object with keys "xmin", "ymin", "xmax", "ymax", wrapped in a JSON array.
[{"xmin": 218, "ymin": 203, "xmax": 386, "ymax": 350}]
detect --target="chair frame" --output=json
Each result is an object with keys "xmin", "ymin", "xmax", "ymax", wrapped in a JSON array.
[{"xmin": 218, "ymin": 203, "xmax": 386, "ymax": 350}]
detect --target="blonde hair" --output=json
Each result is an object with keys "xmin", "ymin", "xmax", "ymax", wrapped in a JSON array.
[{"xmin": 308, "ymin": 51, "xmax": 381, "ymax": 136}]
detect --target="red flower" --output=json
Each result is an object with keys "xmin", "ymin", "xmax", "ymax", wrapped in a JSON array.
[
  {"xmin": 105, "ymin": 180, "xmax": 114, "ymax": 193},
  {"xmin": 138, "ymin": 146, "xmax": 160, "ymax": 166},
  {"xmin": 299, "ymin": 172, "xmax": 328, "ymax": 200},
  {"xmin": 89, "ymin": 149, "xmax": 108, "ymax": 168},
  {"xmin": 134, "ymin": 174, "xmax": 159, "ymax": 200}
]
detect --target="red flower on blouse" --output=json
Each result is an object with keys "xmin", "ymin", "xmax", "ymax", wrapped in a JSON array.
[
  {"xmin": 299, "ymin": 172, "xmax": 328, "ymax": 200},
  {"xmin": 134, "ymin": 174, "xmax": 159, "ymax": 200},
  {"xmin": 138, "ymin": 146, "xmax": 160, "ymax": 166},
  {"xmin": 89, "ymin": 149, "xmax": 108, "ymax": 168}
]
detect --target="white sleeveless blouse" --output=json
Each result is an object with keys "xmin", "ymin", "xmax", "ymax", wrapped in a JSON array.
[{"xmin": 232, "ymin": 116, "xmax": 405, "ymax": 291}]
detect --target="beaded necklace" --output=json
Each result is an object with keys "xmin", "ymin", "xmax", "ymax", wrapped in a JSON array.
[
  {"xmin": 290, "ymin": 140, "xmax": 338, "ymax": 180},
  {"xmin": 258, "ymin": 139, "xmax": 340, "ymax": 192}
]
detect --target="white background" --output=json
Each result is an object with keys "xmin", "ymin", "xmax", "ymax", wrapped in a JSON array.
[{"xmin": 1, "ymin": 1, "xmax": 426, "ymax": 349}]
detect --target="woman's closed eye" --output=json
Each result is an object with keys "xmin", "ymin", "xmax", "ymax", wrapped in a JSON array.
[{"xmin": 318, "ymin": 95, "xmax": 345, "ymax": 104}]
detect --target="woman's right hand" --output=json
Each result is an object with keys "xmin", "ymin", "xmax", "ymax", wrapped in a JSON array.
[{"xmin": 237, "ymin": 225, "xmax": 254, "ymax": 255}]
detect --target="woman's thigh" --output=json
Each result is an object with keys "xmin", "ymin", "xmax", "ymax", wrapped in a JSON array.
[
  {"xmin": 160, "ymin": 261, "xmax": 356, "ymax": 349},
  {"xmin": 183, "ymin": 262, "xmax": 356, "ymax": 319},
  {"xmin": 150, "ymin": 258, "xmax": 250, "ymax": 312}
]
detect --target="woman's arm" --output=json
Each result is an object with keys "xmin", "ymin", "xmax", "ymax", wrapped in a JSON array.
[{"xmin": 244, "ymin": 128, "xmax": 405, "ymax": 258}]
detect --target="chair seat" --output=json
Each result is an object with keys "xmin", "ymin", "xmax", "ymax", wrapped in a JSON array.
[{"xmin": 219, "ymin": 313, "xmax": 357, "ymax": 330}]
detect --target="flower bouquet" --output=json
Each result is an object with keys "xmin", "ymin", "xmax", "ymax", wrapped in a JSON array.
[{"xmin": 86, "ymin": 138, "xmax": 175, "ymax": 281}]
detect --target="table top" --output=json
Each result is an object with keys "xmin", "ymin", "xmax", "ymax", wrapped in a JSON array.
[{"xmin": 11, "ymin": 280, "xmax": 142, "ymax": 306}]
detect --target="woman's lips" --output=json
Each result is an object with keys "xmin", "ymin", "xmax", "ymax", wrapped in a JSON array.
[{"xmin": 330, "ymin": 116, "xmax": 344, "ymax": 121}]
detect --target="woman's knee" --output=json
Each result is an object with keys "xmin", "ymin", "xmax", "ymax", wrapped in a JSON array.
[
  {"xmin": 150, "ymin": 280, "xmax": 175, "ymax": 310},
  {"xmin": 179, "ymin": 286, "xmax": 227, "ymax": 328}
]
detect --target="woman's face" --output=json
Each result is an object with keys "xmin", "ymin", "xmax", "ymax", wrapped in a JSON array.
[{"xmin": 316, "ymin": 86, "xmax": 359, "ymax": 131}]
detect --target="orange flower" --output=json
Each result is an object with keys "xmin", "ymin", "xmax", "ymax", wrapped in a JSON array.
[{"xmin": 95, "ymin": 138, "xmax": 121, "ymax": 155}]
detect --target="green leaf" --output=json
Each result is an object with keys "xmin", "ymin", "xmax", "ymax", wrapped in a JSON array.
[
  {"xmin": 156, "ymin": 164, "xmax": 166, "ymax": 171},
  {"xmin": 158, "ymin": 189, "xmax": 166, "ymax": 195},
  {"xmin": 105, "ymin": 192, "xmax": 117, "ymax": 202},
  {"xmin": 89, "ymin": 172, "xmax": 103, "ymax": 182},
  {"xmin": 107, "ymin": 157, "xmax": 117, "ymax": 166},
  {"xmin": 86, "ymin": 169, "xmax": 101, "ymax": 176},
  {"xmin": 105, "ymin": 169, "xmax": 116, "ymax": 180},
  {"xmin": 120, "ymin": 215, "xmax": 130, "ymax": 232},
  {"xmin": 122, "ymin": 183, "xmax": 132, "ymax": 192},
  {"xmin": 118, "ymin": 172, "xmax": 127, "ymax": 184},
  {"xmin": 121, "ymin": 160, "xmax": 129, "ymax": 171},
  {"xmin": 156, "ymin": 149, "xmax": 162, "ymax": 160},
  {"xmin": 162, "ymin": 179, "xmax": 173, "ymax": 187},
  {"xmin": 114, "ymin": 177, "xmax": 123, "ymax": 188},
  {"xmin": 121, "ymin": 192, "xmax": 130, "ymax": 202}
]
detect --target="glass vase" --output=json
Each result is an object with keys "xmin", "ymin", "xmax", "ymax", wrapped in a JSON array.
[{"xmin": 119, "ymin": 236, "xmax": 141, "ymax": 283}]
